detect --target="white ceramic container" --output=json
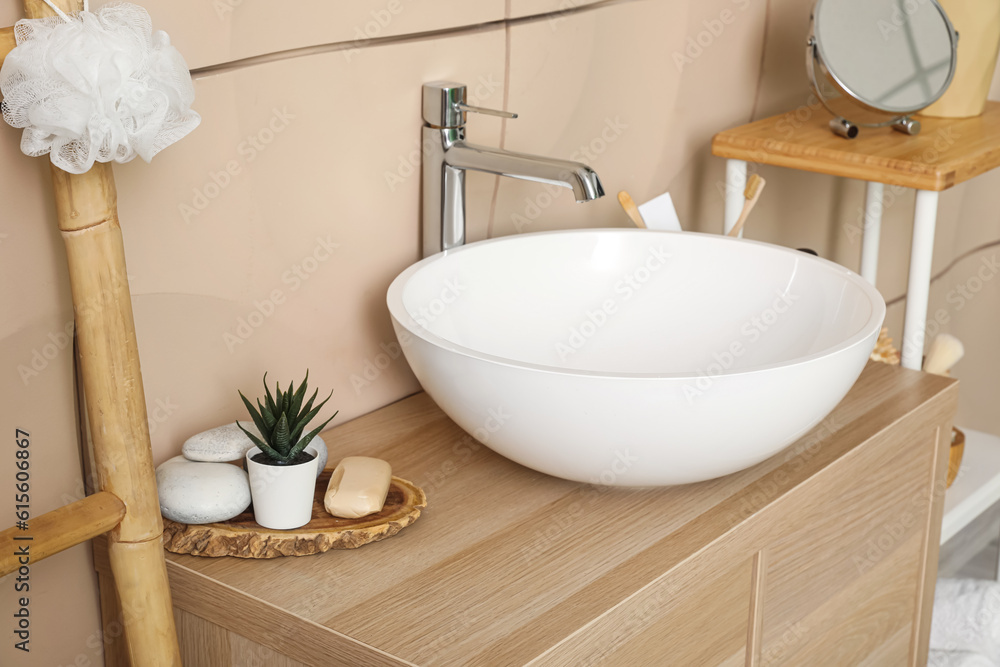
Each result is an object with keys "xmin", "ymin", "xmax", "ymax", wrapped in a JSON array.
[
  {"xmin": 245, "ymin": 446, "xmax": 319, "ymax": 529},
  {"xmin": 386, "ymin": 229, "xmax": 885, "ymax": 486}
]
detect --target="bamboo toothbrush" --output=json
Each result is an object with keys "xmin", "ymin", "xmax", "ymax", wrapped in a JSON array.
[
  {"xmin": 617, "ymin": 191, "xmax": 647, "ymax": 229},
  {"xmin": 727, "ymin": 174, "xmax": 766, "ymax": 237}
]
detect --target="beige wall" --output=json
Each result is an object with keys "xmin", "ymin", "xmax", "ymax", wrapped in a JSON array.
[{"xmin": 3, "ymin": 0, "xmax": 1000, "ymax": 663}]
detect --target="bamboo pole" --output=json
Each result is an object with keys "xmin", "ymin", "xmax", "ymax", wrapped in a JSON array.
[
  {"xmin": 15, "ymin": 2, "xmax": 181, "ymax": 663},
  {"xmin": 0, "ymin": 492, "xmax": 125, "ymax": 576},
  {"xmin": 49, "ymin": 159, "xmax": 182, "ymax": 667},
  {"xmin": 0, "ymin": 26, "xmax": 14, "ymax": 69}
]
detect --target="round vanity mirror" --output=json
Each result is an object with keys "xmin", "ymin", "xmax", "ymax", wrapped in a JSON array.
[{"xmin": 808, "ymin": 0, "xmax": 958, "ymax": 138}]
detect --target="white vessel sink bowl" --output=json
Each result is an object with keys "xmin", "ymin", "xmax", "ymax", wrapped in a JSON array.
[{"xmin": 387, "ymin": 229, "xmax": 885, "ymax": 486}]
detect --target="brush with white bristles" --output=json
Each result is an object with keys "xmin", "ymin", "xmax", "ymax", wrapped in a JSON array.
[
  {"xmin": 727, "ymin": 173, "xmax": 766, "ymax": 238},
  {"xmin": 923, "ymin": 334, "xmax": 965, "ymax": 376}
]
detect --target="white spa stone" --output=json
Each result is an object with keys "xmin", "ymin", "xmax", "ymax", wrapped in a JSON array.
[
  {"xmin": 182, "ymin": 421, "xmax": 259, "ymax": 463},
  {"xmin": 156, "ymin": 456, "xmax": 251, "ymax": 525},
  {"xmin": 183, "ymin": 423, "xmax": 328, "ymax": 477}
]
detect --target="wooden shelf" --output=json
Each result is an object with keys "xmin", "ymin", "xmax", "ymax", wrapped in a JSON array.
[
  {"xmin": 711, "ymin": 102, "xmax": 1000, "ymax": 190},
  {"xmin": 941, "ymin": 429, "xmax": 1000, "ymax": 544}
]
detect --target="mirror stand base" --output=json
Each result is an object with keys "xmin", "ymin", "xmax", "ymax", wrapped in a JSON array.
[{"xmin": 892, "ymin": 116, "xmax": 922, "ymax": 136}]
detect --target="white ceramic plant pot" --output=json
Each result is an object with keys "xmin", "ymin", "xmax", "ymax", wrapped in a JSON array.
[{"xmin": 245, "ymin": 446, "xmax": 319, "ymax": 530}]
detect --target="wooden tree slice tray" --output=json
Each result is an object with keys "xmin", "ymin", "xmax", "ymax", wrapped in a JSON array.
[{"xmin": 162, "ymin": 471, "xmax": 426, "ymax": 559}]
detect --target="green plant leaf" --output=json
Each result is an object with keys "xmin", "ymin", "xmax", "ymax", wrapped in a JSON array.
[
  {"xmin": 238, "ymin": 391, "xmax": 269, "ymax": 441},
  {"xmin": 292, "ymin": 412, "xmax": 338, "ymax": 459},
  {"xmin": 274, "ymin": 412, "xmax": 291, "ymax": 457},
  {"xmin": 294, "ymin": 390, "xmax": 333, "ymax": 437},
  {"xmin": 236, "ymin": 421, "xmax": 268, "ymax": 452},
  {"xmin": 281, "ymin": 379, "xmax": 293, "ymax": 416},
  {"xmin": 257, "ymin": 399, "xmax": 276, "ymax": 431},
  {"xmin": 255, "ymin": 439, "xmax": 285, "ymax": 462},
  {"xmin": 288, "ymin": 370, "xmax": 309, "ymax": 420},
  {"xmin": 263, "ymin": 373, "xmax": 277, "ymax": 417}
]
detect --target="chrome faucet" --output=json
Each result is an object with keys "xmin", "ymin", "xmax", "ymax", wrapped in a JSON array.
[{"xmin": 421, "ymin": 81, "xmax": 605, "ymax": 257}]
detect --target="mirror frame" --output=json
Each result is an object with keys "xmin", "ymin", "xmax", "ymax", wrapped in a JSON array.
[{"xmin": 807, "ymin": 0, "xmax": 958, "ymax": 138}]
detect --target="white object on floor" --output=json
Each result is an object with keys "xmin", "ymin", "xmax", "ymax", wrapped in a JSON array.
[
  {"xmin": 636, "ymin": 191, "xmax": 682, "ymax": 232},
  {"xmin": 931, "ymin": 579, "xmax": 1000, "ymax": 659},
  {"xmin": 928, "ymin": 650, "xmax": 998, "ymax": 667}
]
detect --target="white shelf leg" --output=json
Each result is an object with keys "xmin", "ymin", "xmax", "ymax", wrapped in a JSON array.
[
  {"xmin": 724, "ymin": 159, "xmax": 747, "ymax": 236},
  {"xmin": 860, "ymin": 182, "xmax": 883, "ymax": 285},
  {"xmin": 901, "ymin": 189, "xmax": 939, "ymax": 370}
]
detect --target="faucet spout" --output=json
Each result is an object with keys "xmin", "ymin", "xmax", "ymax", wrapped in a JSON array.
[
  {"xmin": 420, "ymin": 81, "xmax": 605, "ymax": 257},
  {"xmin": 444, "ymin": 141, "xmax": 605, "ymax": 202}
]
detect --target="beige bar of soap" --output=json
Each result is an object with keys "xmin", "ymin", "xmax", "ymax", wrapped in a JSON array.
[{"xmin": 324, "ymin": 456, "xmax": 392, "ymax": 519}]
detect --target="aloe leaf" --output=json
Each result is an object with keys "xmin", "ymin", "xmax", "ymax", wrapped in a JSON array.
[
  {"xmin": 257, "ymin": 399, "xmax": 276, "ymax": 431},
  {"xmin": 236, "ymin": 421, "xmax": 268, "ymax": 451},
  {"xmin": 290, "ymin": 389, "xmax": 332, "ymax": 443},
  {"xmin": 293, "ymin": 412, "xmax": 338, "ymax": 458},
  {"xmin": 274, "ymin": 413, "xmax": 291, "ymax": 456},
  {"xmin": 297, "ymin": 390, "xmax": 333, "ymax": 431},
  {"xmin": 288, "ymin": 370, "xmax": 309, "ymax": 420},
  {"xmin": 239, "ymin": 391, "xmax": 269, "ymax": 441},
  {"xmin": 254, "ymin": 440, "xmax": 285, "ymax": 462},
  {"xmin": 263, "ymin": 374, "xmax": 277, "ymax": 416}
]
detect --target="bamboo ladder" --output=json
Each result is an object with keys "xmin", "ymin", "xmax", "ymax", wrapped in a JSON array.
[{"xmin": 0, "ymin": 1, "xmax": 182, "ymax": 664}]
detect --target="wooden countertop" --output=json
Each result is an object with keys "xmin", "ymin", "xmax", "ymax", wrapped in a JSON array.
[
  {"xmin": 152, "ymin": 362, "xmax": 955, "ymax": 666},
  {"xmin": 711, "ymin": 102, "xmax": 1000, "ymax": 190}
]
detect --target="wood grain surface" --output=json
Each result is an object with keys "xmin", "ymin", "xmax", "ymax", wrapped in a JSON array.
[
  {"xmin": 162, "ymin": 475, "xmax": 426, "ymax": 559},
  {"xmin": 711, "ymin": 102, "xmax": 1000, "ymax": 190},
  {"xmin": 102, "ymin": 362, "xmax": 957, "ymax": 666}
]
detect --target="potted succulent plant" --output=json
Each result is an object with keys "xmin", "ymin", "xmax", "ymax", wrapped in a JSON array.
[{"xmin": 238, "ymin": 372, "xmax": 337, "ymax": 530}]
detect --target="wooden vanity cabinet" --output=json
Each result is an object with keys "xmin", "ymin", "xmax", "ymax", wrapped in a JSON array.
[{"xmin": 95, "ymin": 362, "xmax": 956, "ymax": 666}]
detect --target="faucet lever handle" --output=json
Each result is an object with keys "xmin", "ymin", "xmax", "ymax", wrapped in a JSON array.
[{"xmin": 455, "ymin": 103, "xmax": 518, "ymax": 120}]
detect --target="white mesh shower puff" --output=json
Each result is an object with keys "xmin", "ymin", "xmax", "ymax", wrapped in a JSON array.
[{"xmin": 0, "ymin": 2, "xmax": 200, "ymax": 174}]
